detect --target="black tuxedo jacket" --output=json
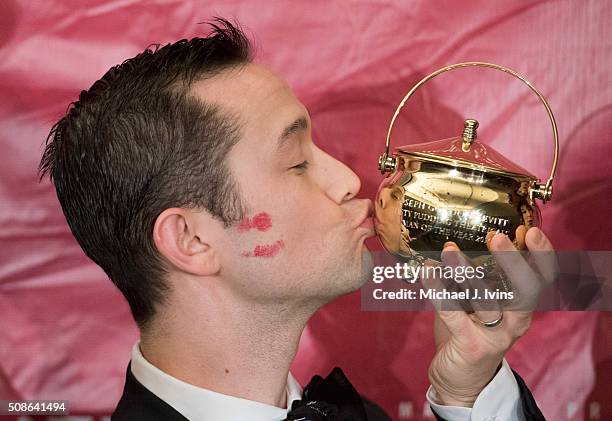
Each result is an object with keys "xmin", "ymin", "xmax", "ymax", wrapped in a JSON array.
[
  {"xmin": 112, "ymin": 363, "xmax": 188, "ymax": 421},
  {"xmin": 111, "ymin": 364, "xmax": 545, "ymax": 421}
]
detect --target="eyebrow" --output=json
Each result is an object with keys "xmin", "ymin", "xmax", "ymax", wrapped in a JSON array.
[{"xmin": 277, "ymin": 116, "xmax": 309, "ymax": 149}]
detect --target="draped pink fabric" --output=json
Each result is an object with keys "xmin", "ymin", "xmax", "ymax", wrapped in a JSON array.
[{"xmin": 1, "ymin": 1, "xmax": 610, "ymax": 420}]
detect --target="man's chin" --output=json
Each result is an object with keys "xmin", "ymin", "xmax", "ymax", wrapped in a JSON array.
[
  {"xmin": 342, "ymin": 247, "xmax": 375, "ymax": 294},
  {"xmin": 359, "ymin": 247, "xmax": 374, "ymax": 285},
  {"xmin": 309, "ymin": 248, "xmax": 374, "ymax": 305}
]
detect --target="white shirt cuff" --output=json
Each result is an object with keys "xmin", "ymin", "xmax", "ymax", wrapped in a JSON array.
[{"xmin": 426, "ymin": 359, "xmax": 525, "ymax": 421}]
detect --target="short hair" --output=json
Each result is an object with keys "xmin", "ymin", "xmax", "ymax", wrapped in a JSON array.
[{"xmin": 39, "ymin": 18, "xmax": 252, "ymax": 330}]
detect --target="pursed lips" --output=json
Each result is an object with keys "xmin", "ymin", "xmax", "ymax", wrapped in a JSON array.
[{"xmin": 356, "ymin": 199, "xmax": 375, "ymax": 235}]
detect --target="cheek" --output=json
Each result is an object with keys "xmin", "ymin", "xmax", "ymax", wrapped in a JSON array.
[
  {"xmin": 237, "ymin": 212, "xmax": 273, "ymax": 232},
  {"xmin": 235, "ymin": 177, "xmax": 345, "ymax": 260},
  {"xmin": 289, "ymin": 198, "xmax": 342, "ymax": 237},
  {"xmin": 241, "ymin": 239, "xmax": 285, "ymax": 258},
  {"xmin": 232, "ymin": 207, "xmax": 335, "ymax": 261},
  {"xmin": 234, "ymin": 212, "xmax": 284, "ymax": 259}
]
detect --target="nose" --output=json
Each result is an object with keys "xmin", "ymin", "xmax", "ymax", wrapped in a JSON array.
[
  {"xmin": 378, "ymin": 186, "xmax": 401, "ymax": 209},
  {"xmin": 378, "ymin": 188, "xmax": 390, "ymax": 209},
  {"xmin": 312, "ymin": 145, "xmax": 361, "ymax": 204}
]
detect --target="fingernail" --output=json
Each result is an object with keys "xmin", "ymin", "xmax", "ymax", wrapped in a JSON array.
[
  {"xmin": 485, "ymin": 231, "xmax": 495, "ymax": 248},
  {"xmin": 493, "ymin": 232, "xmax": 506, "ymax": 241},
  {"xmin": 492, "ymin": 232, "xmax": 512, "ymax": 250}
]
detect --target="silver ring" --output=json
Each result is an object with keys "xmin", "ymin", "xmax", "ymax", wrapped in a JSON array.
[{"xmin": 478, "ymin": 312, "xmax": 504, "ymax": 328}]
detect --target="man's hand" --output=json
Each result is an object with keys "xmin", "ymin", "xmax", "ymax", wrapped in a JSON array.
[{"xmin": 425, "ymin": 227, "xmax": 557, "ymax": 406}]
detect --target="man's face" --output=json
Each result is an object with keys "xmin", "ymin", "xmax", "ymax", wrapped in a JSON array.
[
  {"xmin": 374, "ymin": 184, "xmax": 407, "ymax": 255},
  {"xmin": 520, "ymin": 204, "xmax": 534, "ymax": 227},
  {"xmin": 191, "ymin": 64, "xmax": 375, "ymax": 306}
]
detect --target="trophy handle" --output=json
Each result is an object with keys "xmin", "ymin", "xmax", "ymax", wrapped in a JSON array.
[{"xmin": 378, "ymin": 62, "xmax": 559, "ymax": 203}]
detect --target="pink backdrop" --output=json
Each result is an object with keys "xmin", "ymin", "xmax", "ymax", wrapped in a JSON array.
[{"xmin": 1, "ymin": 1, "xmax": 611, "ymax": 420}]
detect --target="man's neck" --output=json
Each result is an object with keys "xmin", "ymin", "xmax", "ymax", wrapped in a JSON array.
[{"xmin": 139, "ymin": 292, "xmax": 316, "ymax": 408}]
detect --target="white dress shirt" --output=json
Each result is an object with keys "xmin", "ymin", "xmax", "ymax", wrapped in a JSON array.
[
  {"xmin": 130, "ymin": 342, "xmax": 524, "ymax": 421},
  {"xmin": 130, "ymin": 343, "xmax": 302, "ymax": 421},
  {"xmin": 426, "ymin": 358, "xmax": 525, "ymax": 421}
]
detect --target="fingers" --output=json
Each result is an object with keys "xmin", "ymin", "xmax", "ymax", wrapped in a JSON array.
[
  {"xmin": 515, "ymin": 225, "xmax": 527, "ymax": 250},
  {"xmin": 525, "ymin": 227, "xmax": 558, "ymax": 285},
  {"xmin": 485, "ymin": 230, "xmax": 496, "ymax": 249},
  {"xmin": 423, "ymin": 229, "xmax": 553, "ymax": 338},
  {"xmin": 441, "ymin": 243, "xmax": 503, "ymax": 324},
  {"xmin": 489, "ymin": 232, "xmax": 541, "ymax": 310},
  {"xmin": 420, "ymin": 264, "xmax": 464, "ymax": 312},
  {"xmin": 420, "ymin": 262, "xmax": 474, "ymax": 336}
]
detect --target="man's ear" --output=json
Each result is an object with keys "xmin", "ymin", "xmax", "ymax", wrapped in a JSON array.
[{"xmin": 153, "ymin": 208, "xmax": 221, "ymax": 276}]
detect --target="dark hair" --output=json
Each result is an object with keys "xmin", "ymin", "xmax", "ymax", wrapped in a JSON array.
[{"xmin": 39, "ymin": 18, "xmax": 252, "ymax": 330}]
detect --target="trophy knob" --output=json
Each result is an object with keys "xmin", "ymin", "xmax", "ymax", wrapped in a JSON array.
[{"xmin": 461, "ymin": 119, "xmax": 479, "ymax": 152}]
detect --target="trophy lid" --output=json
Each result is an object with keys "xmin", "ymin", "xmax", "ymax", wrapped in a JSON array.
[{"xmin": 396, "ymin": 119, "xmax": 536, "ymax": 179}]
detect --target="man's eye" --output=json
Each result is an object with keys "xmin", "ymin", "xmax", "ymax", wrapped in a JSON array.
[{"xmin": 290, "ymin": 160, "xmax": 309, "ymax": 172}]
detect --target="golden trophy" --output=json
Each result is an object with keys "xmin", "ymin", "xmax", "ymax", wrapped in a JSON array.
[{"xmin": 374, "ymin": 62, "xmax": 559, "ymax": 262}]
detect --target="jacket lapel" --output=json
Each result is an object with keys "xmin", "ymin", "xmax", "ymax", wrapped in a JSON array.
[{"xmin": 111, "ymin": 363, "xmax": 189, "ymax": 421}]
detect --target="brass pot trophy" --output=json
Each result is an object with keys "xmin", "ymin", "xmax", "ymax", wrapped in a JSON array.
[{"xmin": 374, "ymin": 62, "xmax": 559, "ymax": 264}]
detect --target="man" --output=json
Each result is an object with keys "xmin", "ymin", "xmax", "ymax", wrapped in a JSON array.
[{"xmin": 39, "ymin": 19, "xmax": 552, "ymax": 420}]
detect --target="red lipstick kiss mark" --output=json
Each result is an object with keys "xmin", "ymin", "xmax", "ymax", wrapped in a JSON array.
[
  {"xmin": 237, "ymin": 212, "xmax": 272, "ymax": 232},
  {"xmin": 241, "ymin": 240, "xmax": 285, "ymax": 258}
]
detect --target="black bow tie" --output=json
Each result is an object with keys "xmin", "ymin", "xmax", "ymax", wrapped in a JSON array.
[{"xmin": 285, "ymin": 367, "xmax": 367, "ymax": 421}]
